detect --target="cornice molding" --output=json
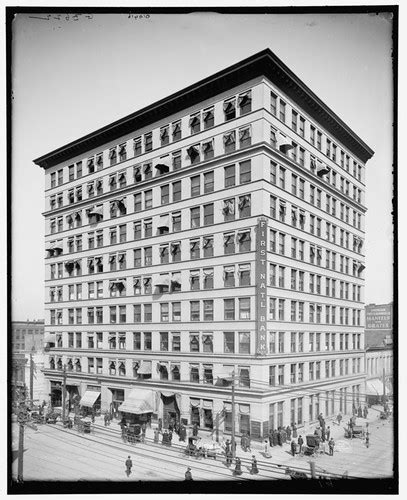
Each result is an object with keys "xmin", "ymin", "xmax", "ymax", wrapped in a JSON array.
[{"xmin": 34, "ymin": 49, "xmax": 374, "ymax": 170}]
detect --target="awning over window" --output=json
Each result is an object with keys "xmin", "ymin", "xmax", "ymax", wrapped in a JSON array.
[
  {"xmin": 202, "ymin": 140, "xmax": 213, "ymax": 152},
  {"xmin": 189, "ymin": 115, "xmax": 200, "ymax": 126},
  {"xmin": 316, "ymin": 163, "xmax": 331, "ymax": 177},
  {"xmin": 190, "ymin": 398, "xmax": 200, "ymax": 407},
  {"xmin": 171, "ymin": 276, "xmax": 181, "ymax": 285},
  {"xmin": 88, "ymin": 206, "xmax": 103, "ymax": 217},
  {"xmin": 203, "ymin": 400, "xmax": 213, "ymax": 409},
  {"xmin": 137, "ymin": 361, "xmax": 152, "ymax": 375},
  {"xmin": 186, "ymin": 146, "xmax": 199, "ymax": 160},
  {"xmin": 79, "ymin": 390, "xmax": 101, "ymax": 408},
  {"xmin": 157, "ymin": 215, "xmax": 170, "ymax": 229},
  {"xmin": 203, "ymin": 109, "xmax": 213, "ymax": 122},
  {"xmin": 277, "ymin": 133, "xmax": 294, "ymax": 153},
  {"xmin": 155, "ymin": 158, "xmax": 170, "ymax": 172},
  {"xmin": 238, "ymin": 91, "xmax": 251, "ymax": 106},
  {"xmin": 366, "ymin": 378, "xmax": 385, "ymax": 396},
  {"xmin": 223, "ymin": 199, "xmax": 235, "ymax": 215},
  {"xmin": 155, "ymin": 276, "xmax": 170, "ymax": 287},
  {"xmin": 216, "ymin": 367, "xmax": 233, "ymax": 385},
  {"xmin": 118, "ymin": 388, "xmax": 155, "ymax": 414},
  {"xmin": 223, "ymin": 100, "xmax": 236, "ymax": 112},
  {"xmin": 223, "ymin": 131, "xmax": 236, "ymax": 145},
  {"xmin": 239, "ymin": 404, "xmax": 250, "ymax": 414},
  {"xmin": 43, "ymin": 332, "xmax": 55, "ymax": 343},
  {"xmin": 223, "ymin": 402, "xmax": 232, "ymax": 412}
]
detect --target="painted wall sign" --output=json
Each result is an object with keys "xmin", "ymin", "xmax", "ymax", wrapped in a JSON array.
[
  {"xmin": 365, "ymin": 303, "xmax": 392, "ymax": 330},
  {"xmin": 256, "ymin": 217, "xmax": 268, "ymax": 355}
]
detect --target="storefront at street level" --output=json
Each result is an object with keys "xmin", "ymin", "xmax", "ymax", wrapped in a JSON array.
[
  {"xmin": 79, "ymin": 385, "xmax": 101, "ymax": 416},
  {"xmin": 118, "ymin": 388, "xmax": 155, "ymax": 425}
]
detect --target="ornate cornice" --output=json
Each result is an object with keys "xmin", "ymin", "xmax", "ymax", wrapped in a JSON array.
[{"xmin": 34, "ymin": 49, "xmax": 374, "ymax": 170}]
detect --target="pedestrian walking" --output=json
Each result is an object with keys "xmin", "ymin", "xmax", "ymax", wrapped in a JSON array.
[
  {"xmin": 328, "ymin": 438, "xmax": 335, "ymax": 456},
  {"xmin": 104, "ymin": 412, "xmax": 109, "ymax": 426},
  {"xmin": 184, "ymin": 467, "xmax": 193, "ymax": 481},
  {"xmin": 365, "ymin": 431, "xmax": 370, "ymax": 448},
  {"xmin": 226, "ymin": 448, "xmax": 233, "ymax": 467},
  {"xmin": 179, "ymin": 425, "xmax": 186, "ymax": 442},
  {"xmin": 286, "ymin": 425, "xmax": 292, "ymax": 442},
  {"xmin": 326, "ymin": 426, "xmax": 331, "ymax": 441},
  {"xmin": 264, "ymin": 439, "xmax": 272, "ymax": 458},
  {"xmin": 273, "ymin": 428, "xmax": 279, "ymax": 447},
  {"xmin": 290, "ymin": 439, "xmax": 296, "ymax": 457},
  {"xmin": 250, "ymin": 456, "xmax": 259, "ymax": 474},
  {"xmin": 363, "ymin": 406, "xmax": 369, "ymax": 419},
  {"xmin": 233, "ymin": 457, "xmax": 242, "ymax": 476},
  {"xmin": 358, "ymin": 405, "xmax": 363, "ymax": 418},
  {"xmin": 277, "ymin": 427, "xmax": 283, "ymax": 446},
  {"xmin": 268, "ymin": 429, "xmax": 273, "ymax": 447},
  {"xmin": 192, "ymin": 422, "xmax": 198, "ymax": 437},
  {"xmin": 297, "ymin": 435, "xmax": 304, "ymax": 454},
  {"xmin": 337, "ymin": 413, "xmax": 342, "ymax": 426},
  {"xmin": 292, "ymin": 423, "xmax": 298, "ymax": 438},
  {"xmin": 154, "ymin": 428, "xmax": 159, "ymax": 443},
  {"xmin": 125, "ymin": 456, "xmax": 133, "ymax": 477},
  {"xmin": 168, "ymin": 430, "xmax": 173, "ymax": 446},
  {"xmin": 241, "ymin": 432, "xmax": 248, "ymax": 452},
  {"xmin": 281, "ymin": 427, "xmax": 287, "ymax": 445},
  {"xmin": 321, "ymin": 427, "xmax": 326, "ymax": 442}
]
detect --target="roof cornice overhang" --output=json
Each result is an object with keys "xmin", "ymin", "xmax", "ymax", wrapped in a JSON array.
[{"xmin": 34, "ymin": 48, "xmax": 374, "ymax": 169}]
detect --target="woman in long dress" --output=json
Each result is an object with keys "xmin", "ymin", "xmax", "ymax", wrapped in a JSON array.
[{"xmin": 264, "ymin": 440, "xmax": 272, "ymax": 458}]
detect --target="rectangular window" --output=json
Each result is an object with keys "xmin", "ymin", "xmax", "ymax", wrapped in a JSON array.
[
  {"xmin": 224, "ymin": 165, "xmax": 235, "ymax": 187},
  {"xmin": 191, "ymin": 207, "xmax": 200, "ymax": 228},
  {"xmin": 224, "ymin": 299, "xmax": 235, "ymax": 320},
  {"xmin": 204, "ymin": 171, "xmax": 214, "ymax": 193},
  {"xmin": 239, "ymin": 160, "xmax": 251, "ymax": 184},
  {"xmin": 190, "ymin": 301, "xmax": 200, "ymax": 321},
  {"xmin": 203, "ymin": 204, "xmax": 214, "ymax": 226},
  {"xmin": 239, "ymin": 297, "xmax": 251, "ymax": 320}
]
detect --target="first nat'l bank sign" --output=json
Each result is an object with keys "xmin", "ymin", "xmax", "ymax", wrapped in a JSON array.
[{"xmin": 255, "ymin": 217, "xmax": 268, "ymax": 356}]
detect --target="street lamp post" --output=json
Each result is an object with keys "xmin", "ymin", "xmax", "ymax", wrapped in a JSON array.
[
  {"xmin": 62, "ymin": 364, "xmax": 67, "ymax": 422},
  {"xmin": 231, "ymin": 370, "xmax": 236, "ymax": 459}
]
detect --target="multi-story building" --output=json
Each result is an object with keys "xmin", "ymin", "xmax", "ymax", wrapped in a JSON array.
[
  {"xmin": 11, "ymin": 320, "xmax": 48, "ymax": 403},
  {"xmin": 34, "ymin": 49, "xmax": 373, "ymax": 438},
  {"xmin": 11, "ymin": 319, "xmax": 45, "ymax": 353},
  {"xmin": 365, "ymin": 303, "xmax": 393, "ymax": 404}
]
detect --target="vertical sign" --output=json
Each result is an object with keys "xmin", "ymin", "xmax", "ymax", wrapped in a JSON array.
[{"xmin": 256, "ymin": 217, "xmax": 268, "ymax": 355}]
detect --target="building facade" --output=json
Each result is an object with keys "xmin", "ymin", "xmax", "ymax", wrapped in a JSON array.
[
  {"xmin": 35, "ymin": 49, "xmax": 373, "ymax": 439},
  {"xmin": 11, "ymin": 320, "xmax": 45, "ymax": 353}
]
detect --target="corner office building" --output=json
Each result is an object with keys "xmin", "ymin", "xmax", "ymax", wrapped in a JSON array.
[{"xmin": 35, "ymin": 49, "xmax": 373, "ymax": 438}]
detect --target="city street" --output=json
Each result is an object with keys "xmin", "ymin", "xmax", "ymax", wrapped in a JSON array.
[{"xmin": 11, "ymin": 409, "xmax": 394, "ymax": 483}]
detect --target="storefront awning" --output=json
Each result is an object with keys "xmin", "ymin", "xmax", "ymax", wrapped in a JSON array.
[
  {"xmin": 79, "ymin": 390, "xmax": 101, "ymax": 408},
  {"xmin": 137, "ymin": 360, "xmax": 152, "ymax": 375},
  {"xmin": 118, "ymin": 388, "xmax": 155, "ymax": 414},
  {"xmin": 366, "ymin": 378, "xmax": 385, "ymax": 396}
]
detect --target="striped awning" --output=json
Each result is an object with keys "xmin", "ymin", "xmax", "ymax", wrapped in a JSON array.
[{"xmin": 79, "ymin": 391, "xmax": 101, "ymax": 408}]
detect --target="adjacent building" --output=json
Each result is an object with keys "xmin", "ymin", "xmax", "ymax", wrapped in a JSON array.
[
  {"xmin": 11, "ymin": 319, "xmax": 45, "ymax": 353},
  {"xmin": 365, "ymin": 303, "xmax": 393, "ymax": 404},
  {"xmin": 11, "ymin": 320, "xmax": 48, "ymax": 403},
  {"xmin": 34, "ymin": 49, "xmax": 373, "ymax": 439}
]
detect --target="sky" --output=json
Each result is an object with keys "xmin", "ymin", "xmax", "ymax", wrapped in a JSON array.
[{"xmin": 10, "ymin": 10, "xmax": 394, "ymax": 320}]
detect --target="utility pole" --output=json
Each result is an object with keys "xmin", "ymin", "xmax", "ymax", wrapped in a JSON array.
[
  {"xmin": 62, "ymin": 364, "xmax": 67, "ymax": 422},
  {"xmin": 16, "ymin": 387, "xmax": 29, "ymax": 483},
  {"xmin": 29, "ymin": 351, "xmax": 34, "ymax": 403},
  {"xmin": 382, "ymin": 367, "xmax": 386, "ymax": 404},
  {"xmin": 231, "ymin": 370, "xmax": 236, "ymax": 460}
]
